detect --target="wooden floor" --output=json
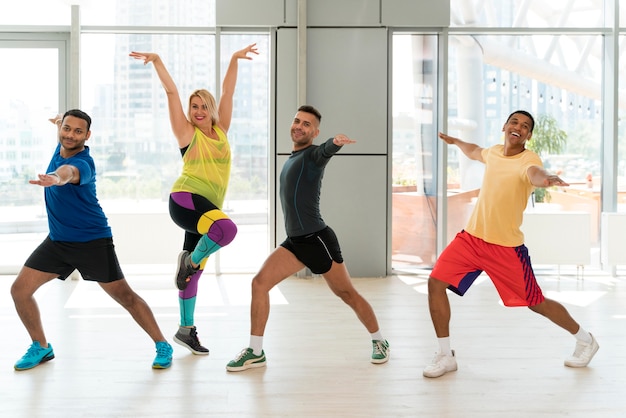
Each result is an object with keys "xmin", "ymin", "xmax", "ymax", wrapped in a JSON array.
[{"xmin": 0, "ymin": 265, "xmax": 624, "ymax": 417}]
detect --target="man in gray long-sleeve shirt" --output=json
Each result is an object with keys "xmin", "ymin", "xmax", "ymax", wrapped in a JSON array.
[{"xmin": 226, "ymin": 105, "xmax": 389, "ymax": 372}]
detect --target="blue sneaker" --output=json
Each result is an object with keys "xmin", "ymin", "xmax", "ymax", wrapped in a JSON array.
[
  {"xmin": 153, "ymin": 341, "xmax": 173, "ymax": 369},
  {"xmin": 14, "ymin": 341, "xmax": 55, "ymax": 371}
]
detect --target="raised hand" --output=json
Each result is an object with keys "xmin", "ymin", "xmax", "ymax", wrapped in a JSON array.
[
  {"xmin": 129, "ymin": 51, "xmax": 160, "ymax": 65},
  {"xmin": 233, "ymin": 43, "xmax": 259, "ymax": 60}
]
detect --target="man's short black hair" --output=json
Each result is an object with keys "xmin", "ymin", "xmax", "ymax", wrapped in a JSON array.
[
  {"xmin": 506, "ymin": 110, "xmax": 534, "ymax": 132},
  {"xmin": 63, "ymin": 109, "xmax": 92, "ymax": 131},
  {"xmin": 298, "ymin": 105, "xmax": 322, "ymax": 124}
]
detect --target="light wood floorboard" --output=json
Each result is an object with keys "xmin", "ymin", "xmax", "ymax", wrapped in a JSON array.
[{"xmin": 0, "ymin": 267, "xmax": 623, "ymax": 417}]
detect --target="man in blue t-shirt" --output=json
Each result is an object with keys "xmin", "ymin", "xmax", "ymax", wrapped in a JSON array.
[
  {"xmin": 10, "ymin": 109, "xmax": 173, "ymax": 371},
  {"xmin": 226, "ymin": 105, "xmax": 390, "ymax": 372}
]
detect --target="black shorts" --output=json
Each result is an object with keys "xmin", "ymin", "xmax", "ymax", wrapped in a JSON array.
[
  {"xmin": 280, "ymin": 226, "xmax": 344, "ymax": 274},
  {"xmin": 25, "ymin": 236, "xmax": 124, "ymax": 283}
]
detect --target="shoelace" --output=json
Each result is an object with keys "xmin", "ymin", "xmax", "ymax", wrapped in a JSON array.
[
  {"xmin": 234, "ymin": 348, "xmax": 251, "ymax": 361},
  {"xmin": 572, "ymin": 340, "xmax": 588, "ymax": 356},
  {"xmin": 188, "ymin": 329, "xmax": 204, "ymax": 346},
  {"xmin": 24, "ymin": 344, "xmax": 43, "ymax": 358},
  {"xmin": 156, "ymin": 343, "xmax": 172, "ymax": 357},
  {"xmin": 430, "ymin": 353, "xmax": 446, "ymax": 363},
  {"xmin": 373, "ymin": 341, "xmax": 386, "ymax": 355}
]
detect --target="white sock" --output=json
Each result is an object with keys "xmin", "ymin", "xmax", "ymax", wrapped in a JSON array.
[
  {"xmin": 370, "ymin": 330, "xmax": 384, "ymax": 341},
  {"xmin": 249, "ymin": 335, "xmax": 263, "ymax": 355},
  {"xmin": 437, "ymin": 337, "xmax": 453, "ymax": 356},
  {"xmin": 574, "ymin": 327, "xmax": 592, "ymax": 344}
]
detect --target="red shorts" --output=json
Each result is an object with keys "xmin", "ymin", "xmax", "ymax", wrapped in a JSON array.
[{"xmin": 430, "ymin": 230, "xmax": 545, "ymax": 307}]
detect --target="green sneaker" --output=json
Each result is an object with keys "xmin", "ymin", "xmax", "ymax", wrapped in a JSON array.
[
  {"xmin": 371, "ymin": 339, "xmax": 390, "ymax": 364},
  {"xmin": 226, "ymin": 348, "xmax": 266, "ymax": 372}
]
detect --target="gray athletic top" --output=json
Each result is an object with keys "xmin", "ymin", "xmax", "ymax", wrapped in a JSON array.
[{"xmin": 280, "ymin": 138, "xmax": 342, "ymax": 237}]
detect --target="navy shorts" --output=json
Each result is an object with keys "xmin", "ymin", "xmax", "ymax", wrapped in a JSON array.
[
  {"xmin": 25, "ymin": 236, "xmax": 124, "ymax": 283},
  {"xmin": 280, "ymin": 226, "xmax": 344, "ymax": 274}
]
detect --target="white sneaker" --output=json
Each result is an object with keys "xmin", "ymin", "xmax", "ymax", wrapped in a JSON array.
[
  {"xmin": 423, "ymin": 350, "xmax": 457, "ymax": 378},
  {"xmin": 564, "ymin": 333, "xmax": 599, "ymax": 367}
]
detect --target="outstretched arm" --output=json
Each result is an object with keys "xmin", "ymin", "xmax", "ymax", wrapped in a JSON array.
[
  {"xmin": 217, "ymin": 43, "xmax": 258, "ymax": 133},
  {"xmin": 30, "ymin": 164, "xmax": 79, "ymax": 187},
  {"xmin": 438, "ymin": 132, "xmax": 484, "ymax": 162},
  {"xmin": 129, "ymin": 51, "xmax": 194, "ymax": 147},
  {"xmin": 527, "ymin": 165, "xmax": 569, "ymax": 188}
]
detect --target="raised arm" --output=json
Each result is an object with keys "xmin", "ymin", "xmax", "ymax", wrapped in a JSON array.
[
  {"xmin": 217, "ymin": 43, "xmax": 258, "ymax": 133},
  {"xmin": 129, "ymin": 52, "xmax": 194, "ymax": 147},
  {"xmin": 527, "ymin": 165, "xmax": 569, "ymax": 188},
  {"xmin": 438, "ymin": 132, "xmax": 484, "ymax": 162}
]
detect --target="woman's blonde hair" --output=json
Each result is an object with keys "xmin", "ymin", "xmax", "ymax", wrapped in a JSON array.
[{"xmin": 188, "ymin": 89, "xmax": 219, "ymax": 126}]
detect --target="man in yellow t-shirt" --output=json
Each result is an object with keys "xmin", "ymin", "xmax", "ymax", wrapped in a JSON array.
[{"xmin": 423, "ymin": 110, "xmax": 599, "ymax": 378}]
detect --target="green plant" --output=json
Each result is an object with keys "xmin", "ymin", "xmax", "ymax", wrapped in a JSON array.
[{"xmin": 526, "ymin": 114, "xmax": 567, "ymax": 203}]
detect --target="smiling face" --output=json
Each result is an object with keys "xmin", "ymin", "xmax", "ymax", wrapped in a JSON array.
[
  {"xmin": 58, "ymin": 115, "xmax": 91, "ymax": 157},
  {"xmin": 290, "ymin": 110, "xmax": 320, "ymax": 150},
  {"xmin": 187, "ymin": 89, "xmax": 218, "ymax": 130},
  {"xmin": 189, "ymin": 96, "xmax": 212, "ymax": 128},
  {"xmin": 502, "ymin": 112, "xmax": 533, "ymax": 151}
]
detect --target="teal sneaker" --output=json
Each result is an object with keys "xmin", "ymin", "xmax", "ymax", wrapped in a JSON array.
[
  {"xmin": 14, "ymin": 341, "xmax": 55, "ymax": 371},
  {"xmin": 226, "ymin": 348, "xmax": 266, "ymax": 372},
  {"xmin": 371, "ymin": 340, "xmax": 390, "ymax": 364},
  {"xmin": 152, "ymin": 341, "xmax": 173, "ymax": 369}
]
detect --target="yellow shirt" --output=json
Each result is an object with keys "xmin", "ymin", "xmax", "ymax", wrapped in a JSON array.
[
  {"xmin": 171, "ymin": 126, "xmax": 231, "ymax": 208},
  {"xmin": 465, "ymin": 144, "xmax": 542, "ymax": 247}
]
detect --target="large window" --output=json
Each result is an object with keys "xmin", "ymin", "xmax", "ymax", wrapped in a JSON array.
[
  {"xmin": 392, "ymin": 34, "xmax": 438, "ymax": 271},
  {"xmin": 450, "ymin": 0, "xmax": 605, "ymax": 28},
  {"xmin": 0, "ymin": 42, "xmax": 64, "ymax": 272},
  {"xmin": 446, "ymin": 33, "xmax": 603, "ymax": 244},
  {"xmin": 80, "ymin": 32, "xmax": 270, "ymax": 274},
  {"xmin": 0, "ymin": 1, "xmax": 270, "ymax": 274}
]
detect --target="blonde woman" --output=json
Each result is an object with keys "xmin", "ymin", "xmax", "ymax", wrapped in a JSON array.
[{"xmin": 130, "ymin": 43, "xmax": 258, "ymax": 355}]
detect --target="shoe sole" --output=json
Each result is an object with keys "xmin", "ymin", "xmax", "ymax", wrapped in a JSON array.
[
  {"xmin": 371, "ymin": 349, "xmax": 390, "ymax": 364},
  {"xmin": 226, "ymin": 360, "xmax": 267, "ymax": 372},
  {"xmin": 14, "ymin": 352, "xmax": 55, "ymax": 371},
  {"xmin": 423, "ymin": 366, "xmax": 457, "ymax": 378},
  {"xmin": 564, "ymin": 341, "xmax": 600, "ymax": 368},
  {"xmin": 173, "ymin": 335, "xmax": 210, "ymax": 355},
  {"xmin": 152, "ymin": 362, "xmax": 172, "ymax": 369},
  {"xmin": 175, "ymin": 251, "xmax": 190, "ymax": 291}
]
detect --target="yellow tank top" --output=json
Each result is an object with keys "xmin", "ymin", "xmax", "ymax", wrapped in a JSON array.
[
  {"xmin": 465, "ymin": 145, "xmax": 542, "ymax": 247},
  {"xmin": 171, "ymin": 125, "xmax": 231, "ymax": 208}
]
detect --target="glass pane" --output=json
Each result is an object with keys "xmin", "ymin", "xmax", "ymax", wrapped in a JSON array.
[
  {"xmin": 446, "ymin": 34, "xmax": 602, "ymax": 258},
  {"xmin": 217, "ymin": 34, "xmax": 271, "ymax": 273},
  {"xmin": 619, "ymin": 35, "xmax": 626, "ymax": 212},
  {"xmin": 0, "ymin": 47, "xmax": 59, "ymax": 268},
  {"xmin": 81, "ymin": 33, "xmax": 269, "ymax": 273},
  {"xmin": 82, "ymin": 0, "xmax": 216, "ymax": 26},
  {"xmin": 0, "ymin": 1, "xmax": 70, "ymax": 25},
  {"xmin": 450, "ymin": 0, "xmax": 604, "ymax": 28},
  {"xmin": 391, "ymin": 34, "xmax": 438, "ymax": 272}
]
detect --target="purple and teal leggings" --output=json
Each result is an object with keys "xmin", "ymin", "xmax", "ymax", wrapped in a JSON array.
[{"xmin": 169, "ymin": 192, "xmax": 237, "ymax": 326}]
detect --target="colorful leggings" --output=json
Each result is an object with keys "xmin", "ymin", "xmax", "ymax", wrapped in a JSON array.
[{"xmin": 169, "ymin": 192, "xmax": 238, "ymax": 326}]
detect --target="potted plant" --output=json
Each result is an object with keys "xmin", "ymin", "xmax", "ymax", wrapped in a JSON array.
[{"xmin": 526, "ymin": 114, "xmax": 567, "ymax": 203}]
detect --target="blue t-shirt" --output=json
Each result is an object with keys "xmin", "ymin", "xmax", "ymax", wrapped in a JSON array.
[
  {"xmin": 279, "ymin": 138, "xmax": 342, "ymax": 237},
  {"xmin": 44, "ymin": 144, "xmax": 111, "ymax": 242}
]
